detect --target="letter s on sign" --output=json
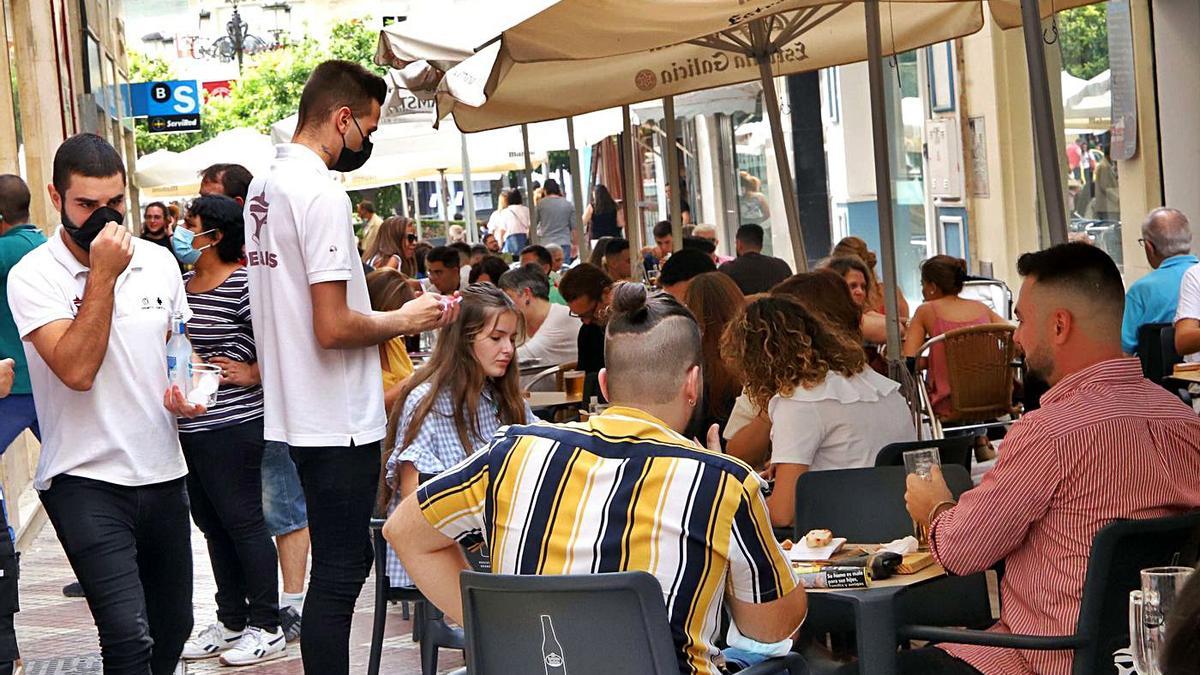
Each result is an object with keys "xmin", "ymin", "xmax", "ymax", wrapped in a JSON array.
[{"xmin": 172, "ymin": 84, "xmax": 198, "ymax": 114}]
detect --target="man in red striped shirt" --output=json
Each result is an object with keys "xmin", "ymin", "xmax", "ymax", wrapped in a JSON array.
[{"xmin": 903, "ymin": 242, "xmax": 1200, "ymax": 675}]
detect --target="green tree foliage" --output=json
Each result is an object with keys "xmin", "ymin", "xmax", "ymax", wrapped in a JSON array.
[
  {"xmin": 1057, "ymin": 5, "xmax": 1109, "ymax": 81},
  {"xmin": 131, "ymin": 20, "xmax": 380, "ymax": 157}
]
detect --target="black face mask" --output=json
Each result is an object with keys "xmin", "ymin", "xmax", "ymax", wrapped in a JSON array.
[
  {"xmin": 64, "ymin": 206, "xmax": 124, "ymax": 251},
  {"xmin": 330, "ymin": 116, "xmax": 373, "ymax": 172}
]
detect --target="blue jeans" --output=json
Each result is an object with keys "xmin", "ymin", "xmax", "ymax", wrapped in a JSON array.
[
  {"xmin": 502, "ymin": 232, "xmax": 528, "ymax": 254},
  {"xmin": 0, "ymin": 395, "xmax": 38, "ymax": 452},
  {"xmin": 261, "ymin": 441, "xmax": 307, "ymax": 537}
]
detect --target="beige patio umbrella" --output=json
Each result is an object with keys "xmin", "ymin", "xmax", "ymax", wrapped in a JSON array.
[
  {"xmin": 378, "ymin": 0, "xmax": 1100, "ymax": 362},
  {"xmin": 381, "ymin": 1, "xmax": 986, "ymax": 273}
]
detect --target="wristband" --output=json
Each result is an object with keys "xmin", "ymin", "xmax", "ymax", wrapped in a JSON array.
[{"xmin": 927, "ymin": 500, "xmax": 957, "ymax": 528}]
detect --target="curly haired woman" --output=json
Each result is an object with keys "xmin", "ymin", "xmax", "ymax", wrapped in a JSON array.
[{"xmin": 722, "ymin": 295, "xmax": 915, "ymax": 528}]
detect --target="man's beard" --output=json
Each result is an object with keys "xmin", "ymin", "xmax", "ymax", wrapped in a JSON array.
[{"xmin": 1024, "ymin": 342, "xmax": 1055, "ymax": 384}]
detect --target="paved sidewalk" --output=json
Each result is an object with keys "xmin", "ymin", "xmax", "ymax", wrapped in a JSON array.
[{"xmin": 16, "ymin": 524, "xmax": 463, "ymax": 674}]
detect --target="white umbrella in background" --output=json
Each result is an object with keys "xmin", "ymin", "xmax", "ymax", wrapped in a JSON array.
[{"xmin": 135, "ymin": 128, "xmax": 275, "ymax": 199}]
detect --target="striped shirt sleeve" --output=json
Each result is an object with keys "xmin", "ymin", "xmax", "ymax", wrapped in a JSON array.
[
  {"xmin": 930, "ymin": 419, "xmax": 1061, "ymax": 575},
  {"xmin": 727, "ymin": 475, "xmax": 798, "ymax": 603},
  {"xmin": 416, "ymin": 444, "xmax": 493, "ymax": 543}
]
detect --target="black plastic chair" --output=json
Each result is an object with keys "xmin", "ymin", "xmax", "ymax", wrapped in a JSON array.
[
  {"xmin": 793, "ymin": 466, "xmax": 993, "ymax": 639},
  {"xmin": 1137, "ymin": 323, "xmax": 1180, "ymax": 385},
  {"xmin": 459, "ymin": 570, "xmax": 807, "ymax": 674},
  {"xmin": 367, "ymin": 518, "xmax": 464, "ymax": 675},
  {"xmin": 793, "ymin": 465, "xmax": 974, "ymax": 544},
  {"xmin": 899, "ymin": 510, "xmax": 1200, "ymax": 675},
  {"xmin": 874, "ymin": 437, "xmax": 974, "ymax": 473}
]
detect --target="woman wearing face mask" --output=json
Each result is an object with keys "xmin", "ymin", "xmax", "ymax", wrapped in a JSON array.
[
  {"xmin": 379, "ymin": 284, "xmax": 536, "ymax": 590},
  {"xmin": 172, "ymin": 203, "xmax": 217, "ymax": 270},
  {"xmin": 174, "ymin": 195, "xmax": 287, "ymax": 666}
]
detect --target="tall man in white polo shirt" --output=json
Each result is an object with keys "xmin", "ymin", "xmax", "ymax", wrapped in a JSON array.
[
  {"xmin": 244, "ymin": 60, "xmax": 457, "ymax": 673},
  {"xmin": 7, "ymin": 133, "xmax": 204, "ymax": 674}
]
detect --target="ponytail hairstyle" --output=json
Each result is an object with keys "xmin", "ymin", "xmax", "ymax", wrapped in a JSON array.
[{"xmin": 920, "ymin": 255, "xmax": 969, "ymax": 295}]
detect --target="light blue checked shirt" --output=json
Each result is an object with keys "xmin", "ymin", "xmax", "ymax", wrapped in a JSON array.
[{"xmin": 384, "ymin": 382, "xmax": 536, "ymax": 587}]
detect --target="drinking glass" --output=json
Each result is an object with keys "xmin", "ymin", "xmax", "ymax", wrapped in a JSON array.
[
  {"xmin": 563, "ymin": 370, "xmax": 585, "ymax": 398},
  {"xmin": 187, "ymin": 363, "xmax": 222, "ymax": 408},
  {"xmin": 903, "ymin": 447, "xmax": 941, "ymax": 548},
  {"xmin": 1130, "ymin": 566, "xmax": 1194, "ymax": 675}
]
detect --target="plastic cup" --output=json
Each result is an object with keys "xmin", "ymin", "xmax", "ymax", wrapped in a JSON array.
[{"xmin": 187, "ymin": 363, "xmax": 221, "ymax": 408}]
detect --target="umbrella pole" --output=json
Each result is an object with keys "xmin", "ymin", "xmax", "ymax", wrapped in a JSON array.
[
  {"xmin": 521, "ymin": 123, "xmax": 538, "ymax": 246},
  {"xmin": 865, "ymin": 0, "xmax": 903, "ymax": 359},
  {"xmin": 412, "ymin": 180, "xmax": 423, "ymax": 240},
  {"xmin": 460, "ymin": 134, "xmax": 477, "ymax": 244},
  {"xmin": 622, "ymin": 104, "xmax": 644, "ymax": 280},
  {"xmin": 754, "ymin": 44, "xmax": 808, "ymax": 272},
  {"xmin": 1020, "ymin": 0, "xmax": 1068, "ymax": 246},
  {"xmin": 399, "ymin": 182, "xmax": 409, "ymax": 219},
  {"xmin": 438, "ymin": 169, "xmax": 450, "ymax": 233},
  {"xmin": 663, "ymin": 96, "xmax": 683, "ymax": 253},
  {"xmin": 567, "ymin": 117, "xmax": 589, "ymax": 262}
]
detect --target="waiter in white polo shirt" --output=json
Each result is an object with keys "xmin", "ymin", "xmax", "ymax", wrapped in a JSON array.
[
  {"xmin": 243, "ymin": 60, "xmax": 457, "ymax": 674},
  {"xmin": 7, "ymin": 133, "xmax": 203, "ymax": 674}
]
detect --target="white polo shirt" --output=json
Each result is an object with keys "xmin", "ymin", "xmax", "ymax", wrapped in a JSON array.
[
  {"xmin": 244, "ymin": 143, "xmax": 386, "ymax": 447},
  {"xmin": 7, "ymin": 230, "xmax": 190, "ymax": 490}
]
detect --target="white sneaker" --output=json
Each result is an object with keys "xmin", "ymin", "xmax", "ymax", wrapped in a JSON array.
[
  {"xmin": 219, "ymin": 626, "xmax": 287, "ymax": 666},
  {"xmin": 181, "ymin": 623, "xmax": 243, "ymax": 660}
]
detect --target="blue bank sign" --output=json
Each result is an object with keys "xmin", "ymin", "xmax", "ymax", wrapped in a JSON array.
[{"xmin": 129, "ymin": 80, "xmax": 202, "ymax": 134}]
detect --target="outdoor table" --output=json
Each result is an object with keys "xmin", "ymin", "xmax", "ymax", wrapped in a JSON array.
[
  {"xmin": 801, "ymin": 560, "xmax": 947, "ymax": 675},
  {"xmin": 1166, "ymin": 370, "xmax": 1200, "ymax": 385},
  {"xmin": 525, "ymin": 391, "xmax": 582, "ymax": 411}
]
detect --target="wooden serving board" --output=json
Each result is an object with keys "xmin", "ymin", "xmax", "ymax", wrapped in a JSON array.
[{"xmin": 897, "ymin": 552, "xmax": 935, "ymax": 574}]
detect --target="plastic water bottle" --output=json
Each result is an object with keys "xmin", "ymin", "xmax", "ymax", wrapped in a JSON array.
[{"xmin": 166, "ymin": 312, "xmax": 192, "ymax": 393}]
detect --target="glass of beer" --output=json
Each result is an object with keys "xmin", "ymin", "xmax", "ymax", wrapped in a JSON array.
[
  {"xmin": 563, "ymin": 370, "xmax": 585, "ymax": 398},
  {"xmin": 903, "ymin": 447, "xmax": 941, "ymax": 549}
]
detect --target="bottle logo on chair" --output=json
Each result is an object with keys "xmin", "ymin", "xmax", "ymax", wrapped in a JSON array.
[{"xmin": 540, "ymin": 614, "xmax": 567, "ymax": 673}]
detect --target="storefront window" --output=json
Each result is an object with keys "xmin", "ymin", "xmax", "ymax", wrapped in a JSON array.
[{"xmin": 1059, "ymin": 2, "xmax": 1123, "ymax": 269}]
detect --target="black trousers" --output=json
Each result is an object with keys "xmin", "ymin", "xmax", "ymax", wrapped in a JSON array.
[
  {"xmin": 898, "ymin": 647, "xmax": 983, "ymax": 674},
  {"xmin": 181, "ymin": 419, "xmax": 280, "ymax": 632},
  {"xmin": 0, "ymin": 482, "xmax": 20, "ymax": 667},
  {"xmin": 40, "ymin": 475, "xmax": 193, "ymax": 675},
  {"xmin": 290, "ymin": 442, "xmax": 380, "ymax": 674}
]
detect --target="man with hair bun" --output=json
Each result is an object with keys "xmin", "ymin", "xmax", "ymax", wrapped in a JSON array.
[{"xmin": 387, "ymin": 282, "xmax": 807, "ymax": 675}]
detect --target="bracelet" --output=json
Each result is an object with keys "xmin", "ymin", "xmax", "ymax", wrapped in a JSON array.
[{"xmin": 927, "ymin": 500, "xmax": 957, "ymax": 529}]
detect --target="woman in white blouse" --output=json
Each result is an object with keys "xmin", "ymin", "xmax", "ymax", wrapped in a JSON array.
[{"xmin": 722, "ymin": 295, "xmax": 915, "ymax": 528}]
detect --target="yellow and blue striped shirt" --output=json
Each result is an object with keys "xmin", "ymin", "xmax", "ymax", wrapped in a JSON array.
[{"xmin": 417, "ymin": 406, "xmax": 798, "ymax": 674}]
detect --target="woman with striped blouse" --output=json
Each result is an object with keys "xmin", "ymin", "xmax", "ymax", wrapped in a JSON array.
[{"xmin": 174, "ymin": 195, "xmax": 286, "ymax": 666}]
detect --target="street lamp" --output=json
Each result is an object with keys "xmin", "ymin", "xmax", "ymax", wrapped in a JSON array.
[{"xmin": 193, "ymin": 1, "xmax": 276, "ymax": 74}]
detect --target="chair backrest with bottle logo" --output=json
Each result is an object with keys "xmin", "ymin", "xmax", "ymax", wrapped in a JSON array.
[{"xmin": 459, "ymin": 570, "xmax": 679, "ymax": 674}]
